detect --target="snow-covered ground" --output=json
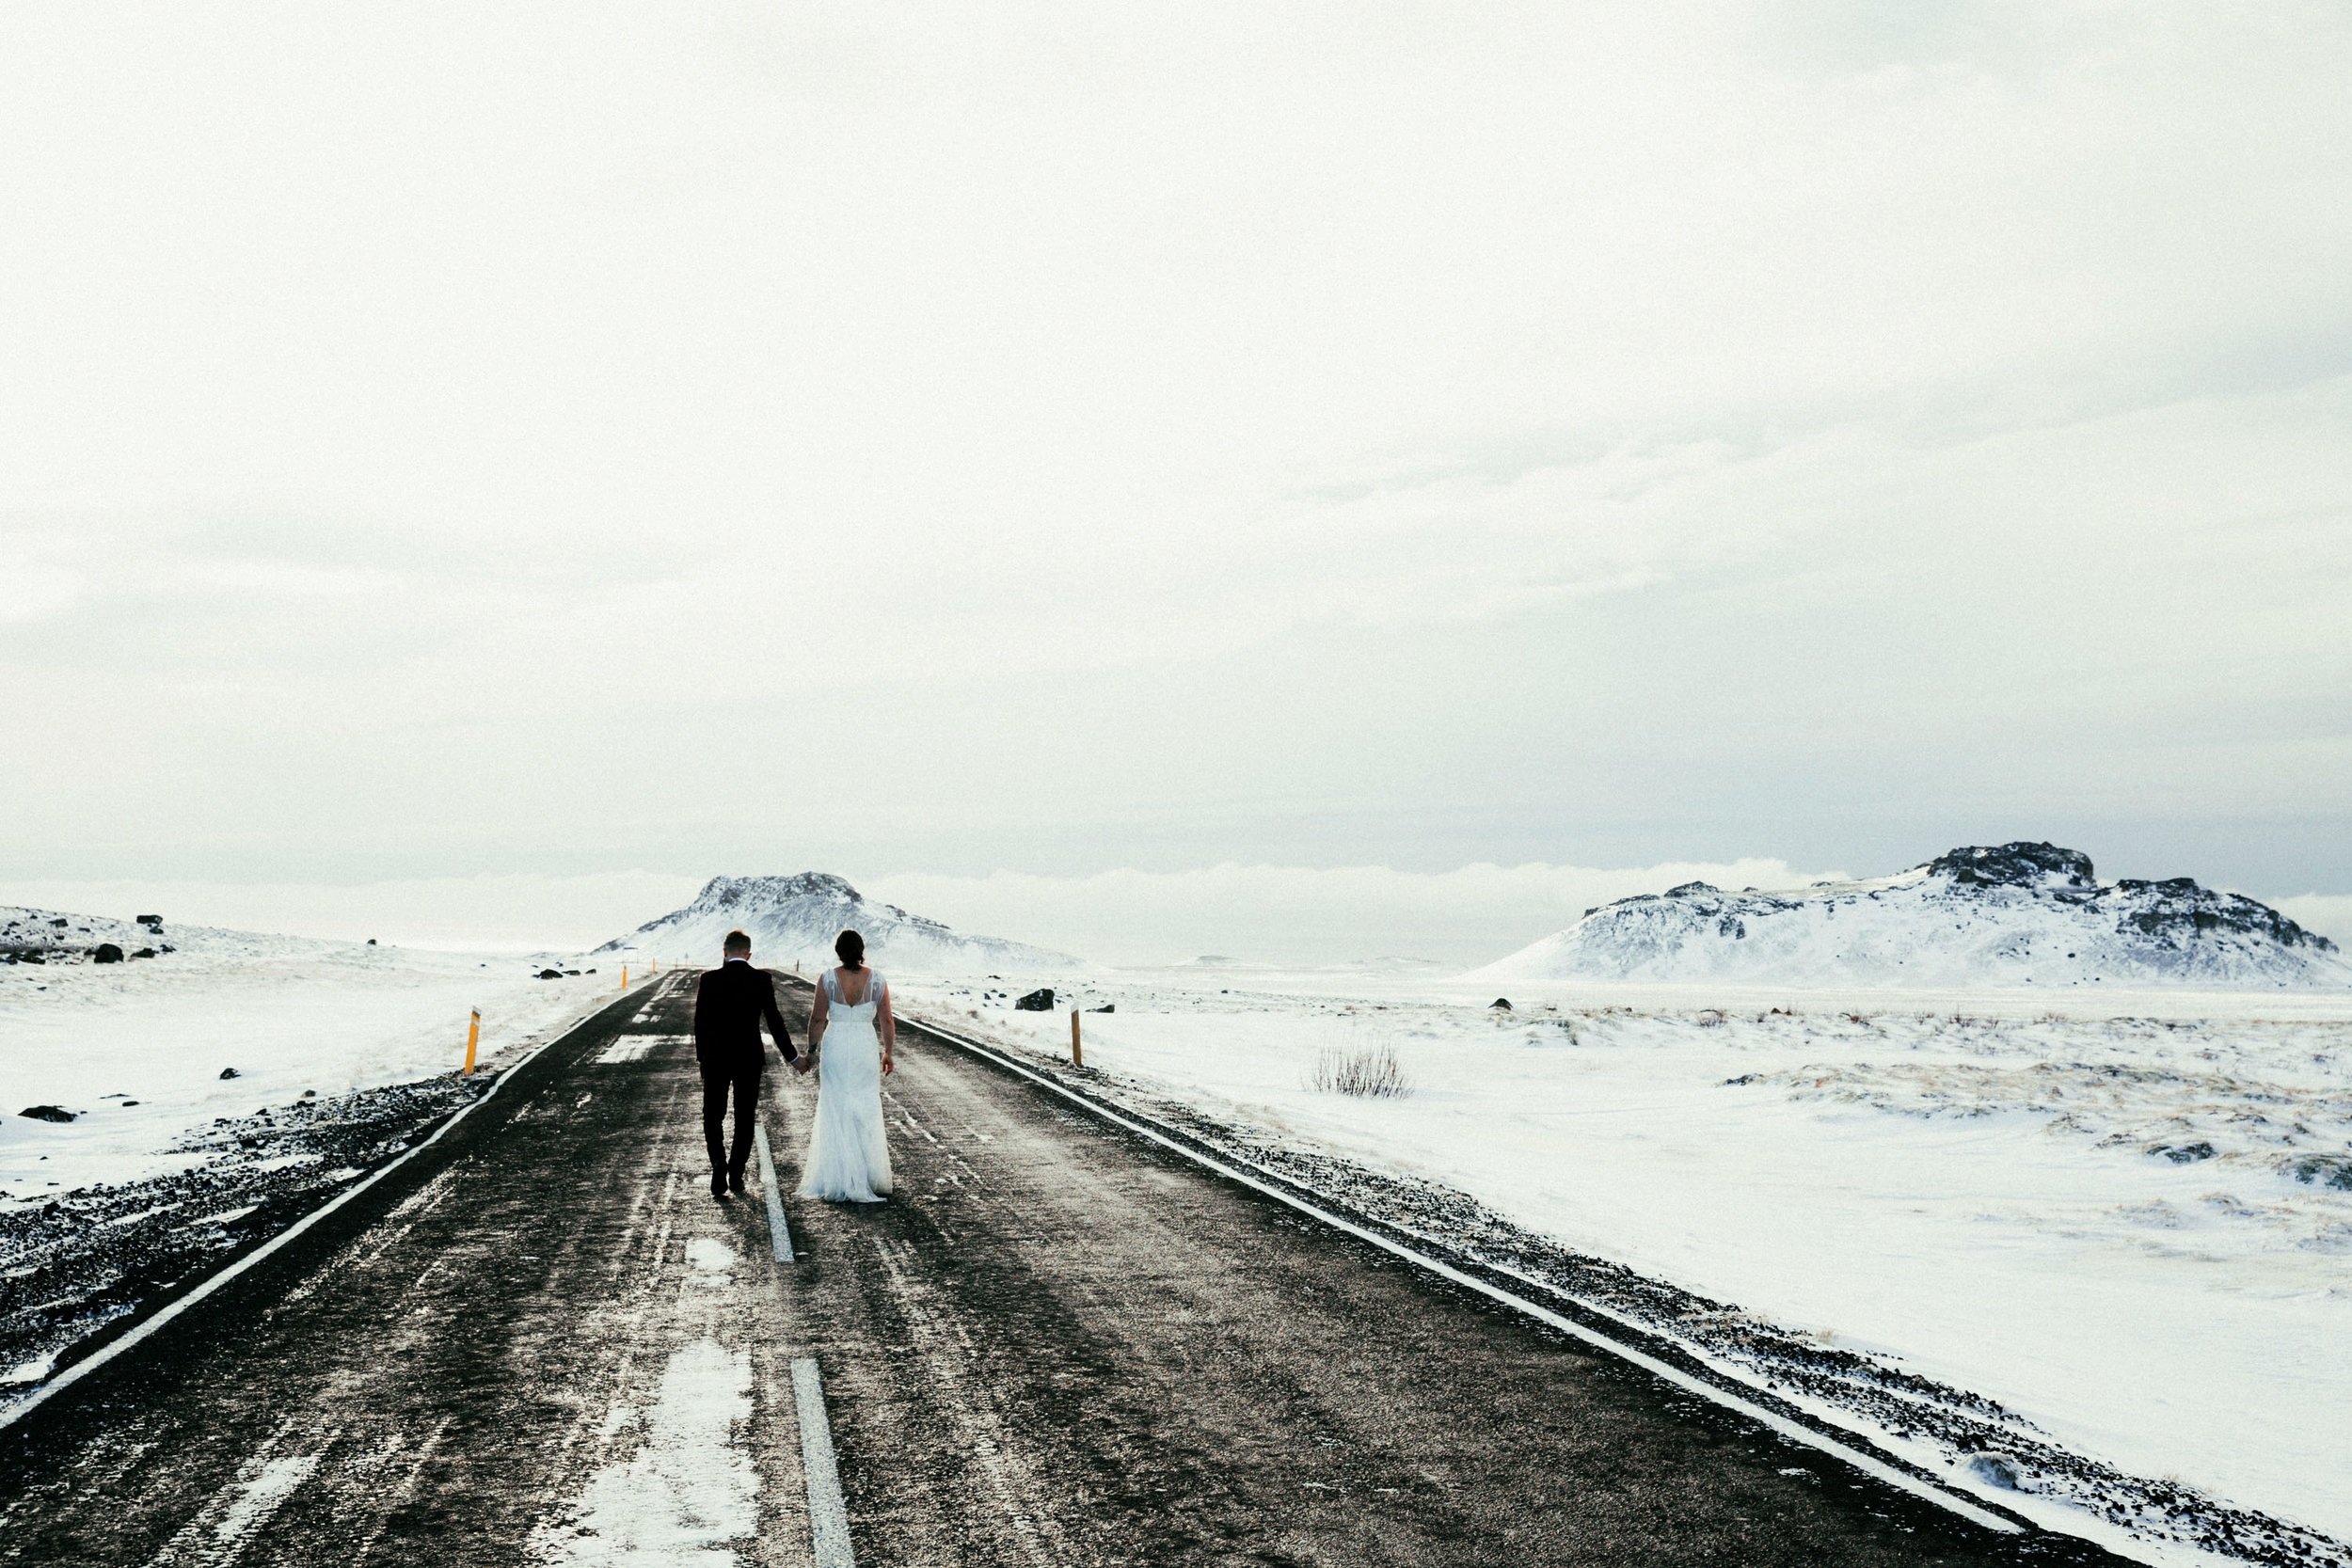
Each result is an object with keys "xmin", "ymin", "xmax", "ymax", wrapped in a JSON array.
[
  {"xmin": 1, "ymin": 912, "xmax": 626, "ymax": 1205},
  {"xmin": 898, "ymin": 965, "xmax": 2352, "ymax": 1564}
]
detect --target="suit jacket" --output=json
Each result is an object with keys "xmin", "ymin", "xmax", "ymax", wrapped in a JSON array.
[{"xmin": 693, "ymin": 959, "xmax": 795, "ymax": 1072}]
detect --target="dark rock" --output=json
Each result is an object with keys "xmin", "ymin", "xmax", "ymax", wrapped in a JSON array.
[
  {"xmin": 537, "ymin": 968, "xmax": 564, "ymax": 979},
  {"xmin": 48, "ymin": 917, "xmax": 67, "ymax": 927},
  {"xmin": 1088, "ymin": 1004, "xmax": 1115, "ymax": 1013},
  {"xmin": 131, "ymin": 948, "xmax": 156, "ymax": 959},
  {"xmin": 218, "ymin": 1068, "xmax": 241, "ymax": 1080},
  {"xmin": 1014, "ymin": 988, "xmax": 1056, "ymax": 1011},
  {"xmin": 19, "ymin": 952, "xmax": 45, "ymax": 964},
  {"xmin": 563, "ymin": 969, "xmax": 580, "ymax": 976},
  {"xmin": 366, "ymin": 938, "xmax": 376, "ymax": 946},
  {"xmin": 92, "ymin": 943, "xmax": 125, "ymax": 964},
  {"xmin": 19, "ymin": 1105, "xmax": 76, "ymax": 1123},
  {"xmin": 1927, "ymin": 842, "xmax": 2095, "ymax": 890},
  {"xmin": 2287, "ymin": 1154, "xmax": 2352, "ymax": 1191},
  {"xmin": 1959, "ymin": 1451, "xmax": 2028, "ymax": 1491},
  {"xmin": 1664, "ymin": 882, "xmax": 1719, "ymax": 897},
  {"xmin": 2109, "ymin": 879, "xmax": 2334, "ymax": 954},
  {"xmin": 135, "ymin": 914, "xmax": 163, "ymax": 927},
  {"xmin": 2149, "ymin": 1141, "xmax": 2216, "ymax": 1164},
  {"xmin": 1490, "ymin": 998, "xmax": 1513, "ymax": 1010}
]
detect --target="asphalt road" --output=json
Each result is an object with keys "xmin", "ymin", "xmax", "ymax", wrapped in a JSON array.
[{"xmin": 0, "ymin": 970, "xmax": 2131, "ymax": 1566}]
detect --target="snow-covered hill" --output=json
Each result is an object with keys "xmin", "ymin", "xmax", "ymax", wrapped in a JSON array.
[
  {"xmin": 1470, "ymin": 842, "xmax": 2352, "ymax": 990},
  {"xmin": 597, "ymin": 873, "xmax": 1081, "ymax": 974}
]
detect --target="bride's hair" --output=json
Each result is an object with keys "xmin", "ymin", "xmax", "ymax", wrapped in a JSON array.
[{"xmin": 835, "ymin": 929, "xmax": 865, "ymax": 968}]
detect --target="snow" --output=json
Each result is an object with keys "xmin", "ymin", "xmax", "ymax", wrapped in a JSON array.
[
  {"xmin": 900, "ymin": 965, "xmax": 2352, "ymax": 1561},
  {"xmin": 0, "ymin": 908, "xmax": 623, "ymax": 1205},
  {"xmin": 536, "ymin": 1338, "xmax": 757, "ymax": 1567}
]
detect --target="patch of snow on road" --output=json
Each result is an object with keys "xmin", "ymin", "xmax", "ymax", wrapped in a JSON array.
[
  {"xmin": 536, "ymin": 1338, "xmax": 756, "ymax": 1568},
  {"xmin": 143, "ymin": 1433, "xmax": 327, "ymax": 1565},
  {"xmin": 684, "ymin": 1237, "xmax": 735, "ymax": 1278}
]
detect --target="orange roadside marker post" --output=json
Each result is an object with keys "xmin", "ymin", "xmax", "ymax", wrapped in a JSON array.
[
  {"xmin": 1070, "ymin": 1008, "xmax": 1083, "ymax": 1068},
  {"xmin": 462, "ymin": 1007, "xmax": 482, "ymax": 1075},
  {"xmin": 622, "ymin": 964, "xmax": 629, "ymax": 990}
]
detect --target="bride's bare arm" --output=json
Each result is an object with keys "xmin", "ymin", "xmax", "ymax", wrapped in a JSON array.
[
  {"xmin": 878, "ymin": 983, "xmax": 897, "ymax": 1075},
  {"xmin": 803, "ymin": 982, "xmax": 829, "ymax": 1069}
]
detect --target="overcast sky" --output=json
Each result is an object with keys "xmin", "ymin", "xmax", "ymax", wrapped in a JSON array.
[{"xmin": 4, "ymin": 2, "xmax": 2348, "ymax": 931}]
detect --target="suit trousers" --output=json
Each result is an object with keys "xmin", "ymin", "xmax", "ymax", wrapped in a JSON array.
[{"xmin": 701, "ymin": 1061, "xmax": 762, "ymax": 1175}]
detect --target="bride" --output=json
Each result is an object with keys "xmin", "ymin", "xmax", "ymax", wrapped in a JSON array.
[{"xmin": 796, "ymin": 928, "xmax": 896, "ymax": 1203}]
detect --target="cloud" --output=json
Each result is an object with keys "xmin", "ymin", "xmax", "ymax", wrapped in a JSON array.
[
  {"xmin": 0, "ymin": 4, "xmax": 2346, "ymax": 890},
  {"xmin": 0, "ymin": 871, "xmax": 702, "ymax": 954},
  {"xmin": 863, "ymin": 859, "xmax": 1844, "ymax": 968}
]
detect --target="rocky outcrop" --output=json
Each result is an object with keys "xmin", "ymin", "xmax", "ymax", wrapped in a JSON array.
[{"xmin": 1472, "ymin": 843, "xmax": 2348, "ymax": 990}]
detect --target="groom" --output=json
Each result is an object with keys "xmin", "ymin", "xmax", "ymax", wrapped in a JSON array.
[{"xmin": 692, "ymin": 929, "xmax": 797, "ymax": 1199}]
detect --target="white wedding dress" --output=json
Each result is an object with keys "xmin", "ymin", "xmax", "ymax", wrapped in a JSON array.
[{"xmin": 798, "ymin": 966, "xmax": 894, "ymax": 1203}]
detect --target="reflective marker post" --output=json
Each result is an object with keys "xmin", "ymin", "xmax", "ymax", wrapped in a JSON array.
[
  {"xmin": 462, "ymin": 1008, "xmax": 482, "ymax": 1076},
  {"xmin": 1070, "ymin": 1008, "xmax": 1083, "ymax": 1069}
]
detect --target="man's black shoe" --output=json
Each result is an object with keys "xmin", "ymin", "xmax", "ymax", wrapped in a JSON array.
[
  {"xmin": 710, "ymin": 1170, "xmax": 729, "ymax": 1199},
  {"xmin": 728, "ymin": 1168, "xmax": 747, "ymax": 1196}
]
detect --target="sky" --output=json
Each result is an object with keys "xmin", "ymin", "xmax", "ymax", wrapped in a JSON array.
[{"xmin": 3, "ymin": 2, "xmax": 2348, "ymax": 956}]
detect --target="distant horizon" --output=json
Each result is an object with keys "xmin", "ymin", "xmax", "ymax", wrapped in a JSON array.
[{"xmin": 8, "ymin": 843, "xmax": 2348, "ymax": 968}]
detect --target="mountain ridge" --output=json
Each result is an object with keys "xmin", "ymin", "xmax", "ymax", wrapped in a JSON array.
[
  {"xmin": 597, "ymin": 873, "xmax": 1080, "ymax": 974},
  {"xmin": 1471, "ymin": 842, "xmax": 2349, "ymax": 990}
]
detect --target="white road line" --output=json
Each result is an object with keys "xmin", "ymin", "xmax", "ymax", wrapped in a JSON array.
[
  {"xmin": 791, "ymin": 1357, "xmax": 856, "ymax": 1568},
  {"xmin": 594, "ymin": 1038, "xmax": 653, "ymax": 1064},
  {"xmin": 0, "ymin": 1009, "xmax": 585, "ymax": 1434},
  {"xmin": 899, "ymin": 1011, "xmax": 2028, "ymax": 1539},
  {"xmin": 754, "ymin": 1125, "xmax": 795, "ymax": 1264}
]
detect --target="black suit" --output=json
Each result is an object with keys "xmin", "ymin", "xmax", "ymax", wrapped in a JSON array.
[{"xmin": 692, "ymin": 959, "xmax": 796, "ymax": 1177}]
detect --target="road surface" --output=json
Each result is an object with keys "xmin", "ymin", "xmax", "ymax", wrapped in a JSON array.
[{"xmin": 0, "ymin": 970, "xmax": 2126, "ymax": 1565}]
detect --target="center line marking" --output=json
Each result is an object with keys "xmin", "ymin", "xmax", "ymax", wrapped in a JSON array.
[
  {"xmin": 791, "ymin": 1357, "xmax": 856, "ymax": 1568},
  {"xmin": 754, "ymin": 1124, "xmax": 795, "ymax": 1264}
]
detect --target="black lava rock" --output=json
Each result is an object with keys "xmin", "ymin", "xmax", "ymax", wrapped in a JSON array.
[
  {"xmin": 135, "ymin": 914, "xmax": 163, "ymax": 927},
  {"xmin": 1014, "ymin": 988, "xmax": 1056, "ymax": 1011},
  {"xmin": 1490, "ymin": 997, "xmax": 1513, "ymax": 1009},
  {"xmin": 1927, "ymin": 842, "xmax": 2096, "ymax": 890},
  {"xmin": 132, "ymin": 948, "xmax": 156, "ymax": 959},
  {"xmin": 92, "ymin": 943, "xmax": 125, "ymax": 964},
  {"xmin": 1088, "ymin": 1003, "xmax": 1115, "ymax": 1013},
  {"xmin": 2287, "ymin": 1155, "xmax": 2352, "ymax": 1190},
  {"xmin": 537, "ymin": 968, "xmax": 564, "ymax": 979},
  {"xmin": 218, "ymin": 1068, "xmax": 241, "ymax": 1080},
  {"xmin": 20, "ymin": 1105, "xmax": 76, "ymax": 1123}
]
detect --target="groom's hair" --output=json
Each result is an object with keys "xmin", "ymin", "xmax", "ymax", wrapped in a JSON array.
[{"xmin": 723, "ymin": 929, "xmax": 751, "ymax": 956}]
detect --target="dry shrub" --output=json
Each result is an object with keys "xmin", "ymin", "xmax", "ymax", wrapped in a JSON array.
[{"xmin": 1311, "ymin": 1039, "xmax": 1410, "ymax": 1098}]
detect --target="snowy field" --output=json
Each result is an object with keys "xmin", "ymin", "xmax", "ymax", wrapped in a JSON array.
[
  {"xmin": 0, "ymin": 912, "xmax": 625, "ymax": 1205},
  {"xmin": 899, "ymin": 966, "xmax": 2352, "ymax": 1564}
]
